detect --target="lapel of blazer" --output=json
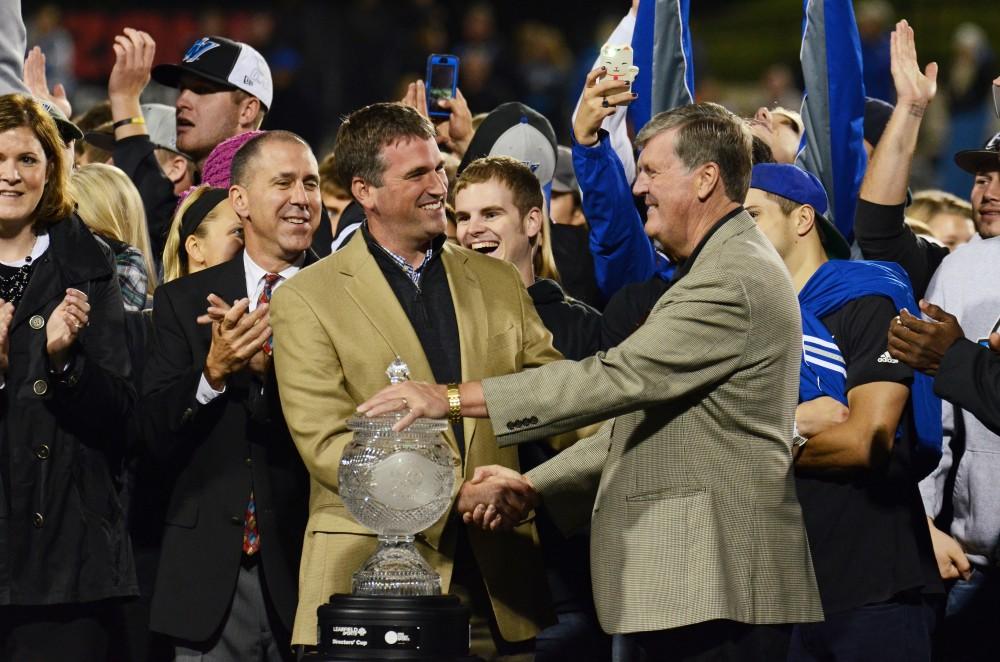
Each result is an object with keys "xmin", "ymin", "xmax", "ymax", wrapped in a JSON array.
[
  {"xmin": 440, "ymin": 243, "xmax": 487, "ymax": 464},
  {"xmin": 337, "ymin": 233, "xmax": 462, "ymax": 459}
]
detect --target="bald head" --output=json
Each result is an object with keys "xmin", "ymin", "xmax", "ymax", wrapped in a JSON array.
[{"xmin": 230, "ymin": 130, "xmax": 311, "ymax": 188}]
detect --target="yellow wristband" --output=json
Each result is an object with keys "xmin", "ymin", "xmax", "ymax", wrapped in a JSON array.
[
  {"xmin": 113, "ymin": 116, "xmax": 146, "ymax": 130},
  {"xmin": 446, "ymin": 384, "xmax": 462, "ymax": 424}
]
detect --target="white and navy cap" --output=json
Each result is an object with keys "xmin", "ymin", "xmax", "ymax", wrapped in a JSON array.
[
  {"xmin": 152, "ymin": 36, "xmax": 273, "ymax": 110},
  {"xmin": 458, "ymin": 102, "xmax": 558, "ymax": 187}
]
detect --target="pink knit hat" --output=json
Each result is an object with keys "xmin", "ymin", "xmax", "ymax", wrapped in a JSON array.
[{"xmin": 200, "ymin": 130, "xmax": 266, "ymax": 188}]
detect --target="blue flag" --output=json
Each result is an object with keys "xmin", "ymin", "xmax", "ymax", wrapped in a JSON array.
[
  {"xmin": 630, "ymin": 0, "xmax": 695, "ymax": 133},
  {"xmin": 796, "ymin": 0, "xmax": 867, "ymax": 243}
]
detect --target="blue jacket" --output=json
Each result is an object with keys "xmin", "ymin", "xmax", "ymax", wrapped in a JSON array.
[{"xmin": 572, "ymin": 130, "xmax": 673, "ymax": 302}]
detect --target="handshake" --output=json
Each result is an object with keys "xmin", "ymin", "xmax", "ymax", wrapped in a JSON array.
[{"xmin": 456, "ymin": 465, "xmax": 539, "ymax": 532}]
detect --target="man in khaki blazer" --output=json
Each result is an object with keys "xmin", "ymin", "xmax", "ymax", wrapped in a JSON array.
[
  {"xmin": 268, "ymin": 102, "xmax": 561, "ymax": 655},
  {"xmin": 361, "ymin": 103, "xmax": 824, "ymax": 661}
]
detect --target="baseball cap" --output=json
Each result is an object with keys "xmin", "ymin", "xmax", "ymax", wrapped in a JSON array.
[
  {"xmin": 552, "ymin": 145, "xmax": 579, "ymax": 194},
  {"xmin": 152, "ymin": 36, "xmax": 273, "ymax": 110},
  {"xmin": 38, "ymin": 99, "xmax": 83, "ymax": 144},
  {"xmin": 750, "ymin": 163, "xmax": 851, "ymax": 260},
  {"xmin": 458, "ymin": 102, "xmax": 557, "ymax": 186},
  {"xmin": 954, "ymin": 131, "xmax": 1000, "ymax": 174},
  {"xmin": 84, "ymin": 104, "xmax": 190, "ymax": 158}
]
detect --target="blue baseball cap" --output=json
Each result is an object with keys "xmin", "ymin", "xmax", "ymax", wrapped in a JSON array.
[{"xmin": 749, "ymin": 163, "xmax": 851, "ymax": 260}]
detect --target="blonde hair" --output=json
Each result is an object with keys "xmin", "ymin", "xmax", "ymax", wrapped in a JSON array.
[
  {"xmin": 70, "ymin": 163, "xmax": 157, "ymax": 292},
  {"xmin": 907, "ymin": 189, "xmax": 974, "ymax": 224},
  {"xmin": 162, "ymin": 185, "xmax": 231, "ymax": 283}
]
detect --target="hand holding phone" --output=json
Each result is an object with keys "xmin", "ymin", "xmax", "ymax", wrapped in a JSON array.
[{"xmin": 426, "ymin": 54, "xmax": 459, "ymax": 119}]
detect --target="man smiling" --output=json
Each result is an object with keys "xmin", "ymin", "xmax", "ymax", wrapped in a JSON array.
[
  {"xmin": 141, "ymin": 130, "xmax": 318, "ymax": 659},
  {"xmin": 269, "ymin": 102, "xmax": 561, "ymax": 658}
]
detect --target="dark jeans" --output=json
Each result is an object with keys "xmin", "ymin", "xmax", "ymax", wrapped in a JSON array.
[
  {"xmin": 624, "ymin": 620, "xmax": 791, "ymax": 662},
  {"xmin": 934, "ymin": 566, "xmax": 1000, "ymax": 662},
  {"xmin": 789, "ymin": 597, "xmax": 935, "ymax": 662}
]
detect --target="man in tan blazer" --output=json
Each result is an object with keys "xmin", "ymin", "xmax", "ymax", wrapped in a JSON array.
[
  {"xmin": 361, "ymin": 103, "xmax": 825, "ymax": 661},
  {"xmin": 268, "ymin": 102, "xmax": 561, "ymax": 657}
]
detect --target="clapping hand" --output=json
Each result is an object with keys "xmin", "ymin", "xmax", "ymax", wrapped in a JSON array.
[
  {"xmin": 46, "ymin": 288, "xmax": 89, "ymax": 368},
  {"xmin": 202, "ymin": 297, "xmax": 271, "ymax": 389},
  {"xmin": 457, "ymin": 465, "xmax": 539, "ymax": 532},
  {"xmin": 0, "ymin": 298, "xmax": 14, "ymax": 373}
]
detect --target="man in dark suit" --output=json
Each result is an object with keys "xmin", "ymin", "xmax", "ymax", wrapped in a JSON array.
[{"xmin": 141, "ymin": 130, "xmax": 318, "ymax": 659}]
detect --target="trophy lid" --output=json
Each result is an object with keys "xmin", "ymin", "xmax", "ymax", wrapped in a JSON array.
[{"xmin": 346, "ymin": 410, "xmax": 448, "ymax": 433}]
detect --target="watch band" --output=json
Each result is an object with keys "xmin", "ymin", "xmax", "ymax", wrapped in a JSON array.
[{"xmin": 446, "ymin": 384, "xmax": 462, "ymax": 424}]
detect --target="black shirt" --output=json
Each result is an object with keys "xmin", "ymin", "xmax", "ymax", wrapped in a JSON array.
[
  {"xmin": 598, "ymin": 207, "xmax": 741, "ymax": 350},
  {"xmin": 853, "ymin": 199, "xmax": 949, "ymax": 301},
  {"xmin": 795, "ymin": 294, "xmax": 943, "ymax": 614},
  {"xmin": 528, "ymin": 278, "xmax": 601, "ymax": 361},
  {"xmin": 549, "ymin": 223, "xmax": 602, "ymax": 309},
  {"xmin": 361, "ymin": 225, "xmax": 465, "ymax": 459}
]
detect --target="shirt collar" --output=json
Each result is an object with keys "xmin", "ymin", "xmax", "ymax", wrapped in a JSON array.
[
  {"xmin": 361, "ymin": 222, "xmax": 446, "ymax": 287},
  {"xmin": 243, "ymin": 249, "xmax": 305, "ymax": 298}
]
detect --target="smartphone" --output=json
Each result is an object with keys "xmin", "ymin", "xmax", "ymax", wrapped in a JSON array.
[
  {"xmin": 977, "ymin": 313, "xmax": 1000, "ymax": 348},
  {"xmin": 425, "ymin": 54, "xmax": 459, "ymax": 119}
]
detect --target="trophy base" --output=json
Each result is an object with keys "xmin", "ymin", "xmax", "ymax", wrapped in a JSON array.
[
  {"xmin": 351, "ymin": 536, "xmax": 441, "ymax": 596},
  {"xmin": 315, "ymin": 594, "xmax": 473, "ymax": 661}
]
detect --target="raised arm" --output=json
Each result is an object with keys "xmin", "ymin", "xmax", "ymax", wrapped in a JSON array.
[{"xmin": 854, "ymin": 20, "xmax": 947, "ymax": 298}]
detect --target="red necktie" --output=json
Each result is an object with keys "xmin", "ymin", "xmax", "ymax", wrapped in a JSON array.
[
  {"xmin": 258, "ymin": 273, "xmax": 280, "ymax": 356},
  {"xmin": 243, "ymin": 273, "xmax": 280, "ymax": 556}
]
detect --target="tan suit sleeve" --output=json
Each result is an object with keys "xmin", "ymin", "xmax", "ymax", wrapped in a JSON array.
[
  {"xmin": 526, "ymin": 419, "xmax": 613, "ymax": 535},
  {"xmin": 270, "ymin": 283, "xmax": 352, "ymax": 493},
  {"xmin": 484, "ymin": 267, "xmax": 751, "ymax": 446}
]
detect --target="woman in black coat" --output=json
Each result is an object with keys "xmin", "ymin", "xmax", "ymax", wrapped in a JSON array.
[{"xmin": 0, "ymin": 94, "xmax": 136, "ymax": 659}]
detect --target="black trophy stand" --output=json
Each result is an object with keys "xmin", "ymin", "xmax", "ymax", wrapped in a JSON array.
[{"xmin": 314, "ymin": 593, "xmax": 479, "ymax": 661}]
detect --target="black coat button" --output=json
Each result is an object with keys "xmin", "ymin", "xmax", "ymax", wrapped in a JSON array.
[
  {"xmin": 245, "ymin": 457, "xmax": 253, "ymax": 467},
  {"xmin": 231, "ymin": 515, "xmax": 243, "ymax": 525},
  {"xmin": 32, "ymin": 379, "xmax": 47, "ymax": 396},
  {"xmin": 32, "ymin": 512, "xmax": 44, "ymax": 528},
  {"xmin": 29, "ymin": 315, "xmax": 44, "ymax": 330},
  {"xmin": 35, "ymin": 444, "xmax": 50, "ymax": 460}
]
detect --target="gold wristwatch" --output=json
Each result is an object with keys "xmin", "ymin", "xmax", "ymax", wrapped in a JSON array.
[{"xmin": 446, "ymin": 384, "xmax": 462, "ymax": 424}]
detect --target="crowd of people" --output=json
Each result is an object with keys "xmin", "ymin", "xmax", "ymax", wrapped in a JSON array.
[{"xmin": 1, "ymin": 0, "xmax": 999, "ymax": 661}]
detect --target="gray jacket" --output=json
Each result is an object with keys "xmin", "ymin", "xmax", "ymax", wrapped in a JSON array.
[
  {"xmin": 0, "ymin": 0, "xmax": 29, "ymax": 96},
  {"xmin": 920, "ymin": 237, "xmax": 1000, "ymax": 566}
]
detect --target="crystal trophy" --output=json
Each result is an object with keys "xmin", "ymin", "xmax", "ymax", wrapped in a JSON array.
[{"xmin": 339, "ymin": 357, "xmax": 458, "ymax": 596}]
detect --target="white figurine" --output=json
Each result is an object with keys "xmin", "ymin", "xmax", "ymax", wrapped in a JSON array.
[{"xmin": 599, "ymin": 44, "xmax": 640, "ymax": 85}]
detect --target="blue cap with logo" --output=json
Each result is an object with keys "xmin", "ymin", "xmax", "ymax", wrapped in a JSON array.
[{"xmin": 750, "ymin": 163, "xmax": 851, "ymax": 260}]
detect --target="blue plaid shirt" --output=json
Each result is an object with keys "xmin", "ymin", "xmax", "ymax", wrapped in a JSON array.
[{"xmin": 372, "ymin": 242, "xmax": 435, "ymax": 288}]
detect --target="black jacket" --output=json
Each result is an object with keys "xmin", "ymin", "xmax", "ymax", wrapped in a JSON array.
[
  {"xmin": 936, "ymin": 338, "xmax": 1000, "ymax": 436},
  {"xmin": 0, "ymin": 215, "xmax": 136, "ymax": 605},
  {"xmin": 528, "ymin": 278, "xmax": 601, "ymax": 361},
  {"xmin": 140, "ymin": 253, "xmax": 310, "ymax": 642}
]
